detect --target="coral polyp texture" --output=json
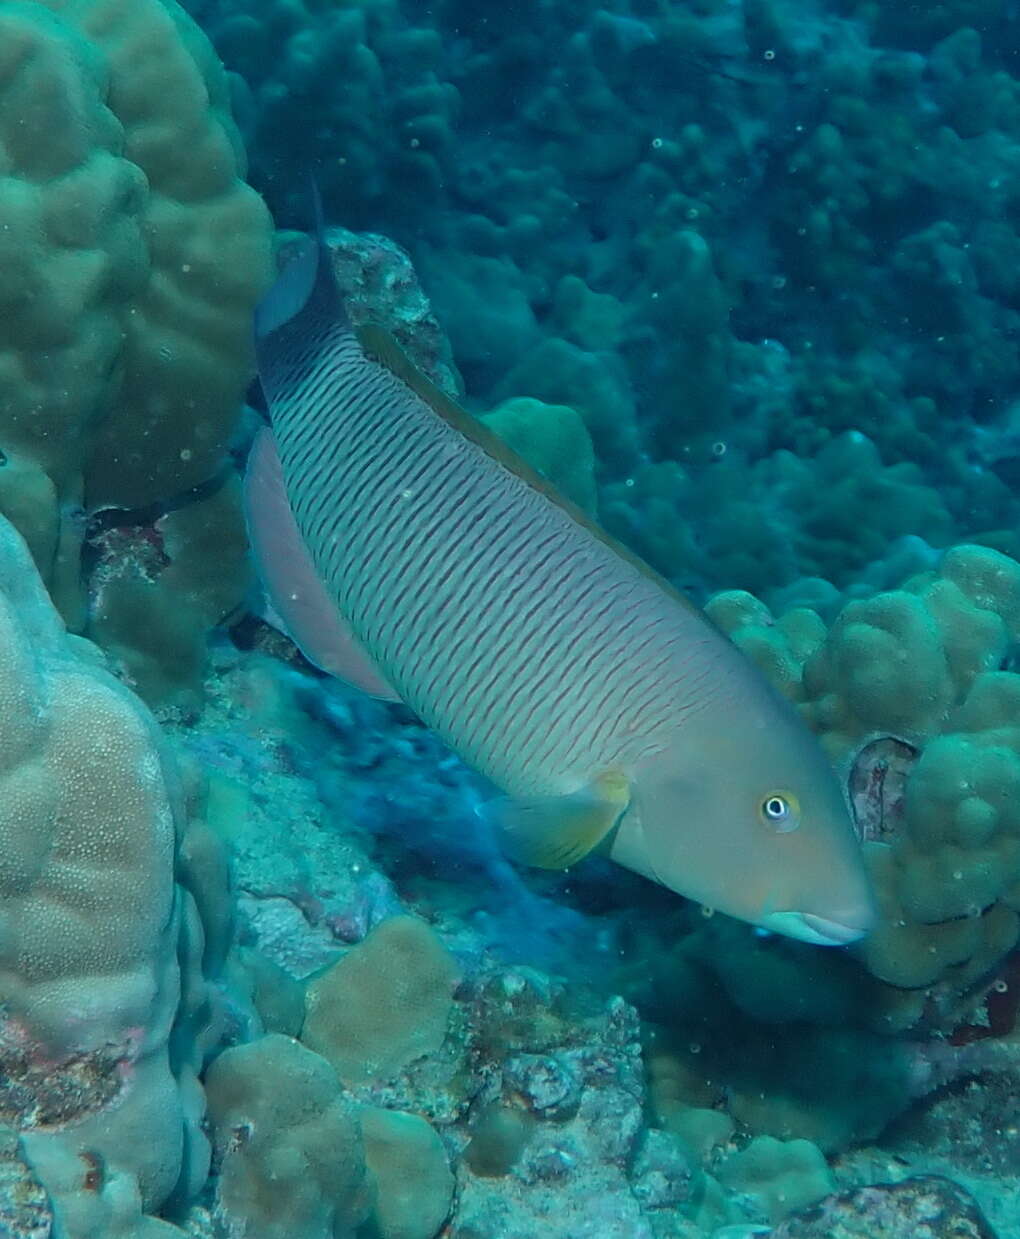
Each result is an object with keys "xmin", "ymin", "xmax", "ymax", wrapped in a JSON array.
[
  {"xmin": 0, "ymin": 0, "xmax": 272, "ymax": 703},
  {"xmin": 0, "ymin": 514, "xmax": 211, "ymax": 1237},
  {"xmin": 204, "ymin": 1034, "xmax": 372, "ymax": 1239}
]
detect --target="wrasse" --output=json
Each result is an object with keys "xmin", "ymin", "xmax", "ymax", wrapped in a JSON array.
[{"xmin": 246, "ymin": 221, "xmax": 875, "ymax": 947}]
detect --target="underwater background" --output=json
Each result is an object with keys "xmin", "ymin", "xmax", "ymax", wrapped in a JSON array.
[{"xmin": 0, "ymin": 0, "xmax": 1019, "ymax": 1235}]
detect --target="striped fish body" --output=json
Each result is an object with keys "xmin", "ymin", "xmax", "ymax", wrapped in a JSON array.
[
  {"xmin": 263, "ymin": 318, "xmax": 725, "ymax": 802},
  {"xmin": 253, "ymin": 230, "xmax": 876, "ymax": 946}
]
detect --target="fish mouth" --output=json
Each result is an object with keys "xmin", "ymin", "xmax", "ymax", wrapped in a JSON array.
[{"xmin": 758, "ymin": 910, "xmax": 871, "ymax": 946}]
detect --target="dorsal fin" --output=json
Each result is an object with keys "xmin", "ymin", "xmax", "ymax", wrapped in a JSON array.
[{"xmin": 355, "ymin": 322, "xmax": 702, "ymax": 616}]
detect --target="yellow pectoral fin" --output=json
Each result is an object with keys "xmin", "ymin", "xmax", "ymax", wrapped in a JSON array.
[{"xmin": 492, "ymin": 772, "xmax": 632, "ymax": 870}]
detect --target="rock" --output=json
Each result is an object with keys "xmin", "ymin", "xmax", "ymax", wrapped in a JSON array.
[{"xmin": 773, "ymin": 1176, "xmax": 997, "ymax": 1239}]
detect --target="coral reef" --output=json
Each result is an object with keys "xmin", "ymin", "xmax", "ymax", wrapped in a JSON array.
[
  {"xmin": 302, "ymin": 915, "xmax": 461, "ymax": 1088},
  {"xmin": 771, "ymin": 1175, "xmax": 997, "ymax": 1239},
  {"xmin": 187, "ymin": 0, "xmax": 1020, "ymax": 600},
  {"xmin": 0, "ymin": 513, "xmax": 222, "ymax": 1237},
  {"xmin": 176, "ymin": 623, "xmax": 1020, "ymax": 1237},
  {"xmin": 711, "ymin": 544, "xmax": 1020, "ymax": 1028},
  {"xmin": 0, "ymin": 0, "xmax": 272, "ymax": 706},
  {"xmin": 479, "ymin": 397, "xmax": 600, "ymax": 516},
  {"xmin": 4, "ymin": 0, "xmax": 1020, "ymax": 1234},
  {"xmin": 204, "ymin": 1034, "xmax": 370, "ymax": 1239}
]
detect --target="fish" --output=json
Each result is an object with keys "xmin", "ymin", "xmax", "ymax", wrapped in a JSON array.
[{"xmin": 246, "ymin": 218, "xmax": 876, "ymax": 947}]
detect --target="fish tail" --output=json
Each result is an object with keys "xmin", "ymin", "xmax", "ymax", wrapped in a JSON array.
[{"xmin": 254, "ymin": 178, "xmax": 350, "ymax": 346}]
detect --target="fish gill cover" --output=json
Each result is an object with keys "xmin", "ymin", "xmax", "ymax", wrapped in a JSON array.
[{"xmin": 0, "ymin": 0, "xmax": 1018, "ymax": 1237}]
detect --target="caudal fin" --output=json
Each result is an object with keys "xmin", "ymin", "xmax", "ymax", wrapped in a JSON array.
[{"xmin": 253, "ymin": 179, "xmax": 348, "ymax": 344}]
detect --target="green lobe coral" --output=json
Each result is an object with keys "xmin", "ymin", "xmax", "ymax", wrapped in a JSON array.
[
  {"xmin": 712, "ymin": 544, "xmax": 1020, "ymax": 1028},
  {"xmin": 479, "ymin": 396, "xmax": 599, "ymax": 516},
  {"xmin": 0, "ymin": 0, "xmax": 272, "ymax": 702},
  {"xmin": 0, "ymin": 0, "xmax": 271, "ymax": 513}
]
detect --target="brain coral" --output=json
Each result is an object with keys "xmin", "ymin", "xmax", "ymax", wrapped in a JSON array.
[{"xmin": 0, "ymin": 0, "xmax": 271, "ymax": 626}]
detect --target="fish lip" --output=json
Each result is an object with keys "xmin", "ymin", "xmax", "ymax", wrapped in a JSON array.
[
  {"xmin": 759, "ymin": 910, "xmax": 871, "ymax": 946},
  {"xmin": 799, "ymin": 912, "xmax": 871, "ymax": 945}
]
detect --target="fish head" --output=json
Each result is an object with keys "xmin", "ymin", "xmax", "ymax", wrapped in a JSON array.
[{"xmin": 617, "ymin": 679, "xmax": 876, "ymax": 946}]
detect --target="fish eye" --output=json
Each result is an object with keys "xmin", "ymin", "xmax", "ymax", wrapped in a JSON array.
[{"xmin": 760, "ymin": 792, "xmax": 800, "ymax": 833}]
